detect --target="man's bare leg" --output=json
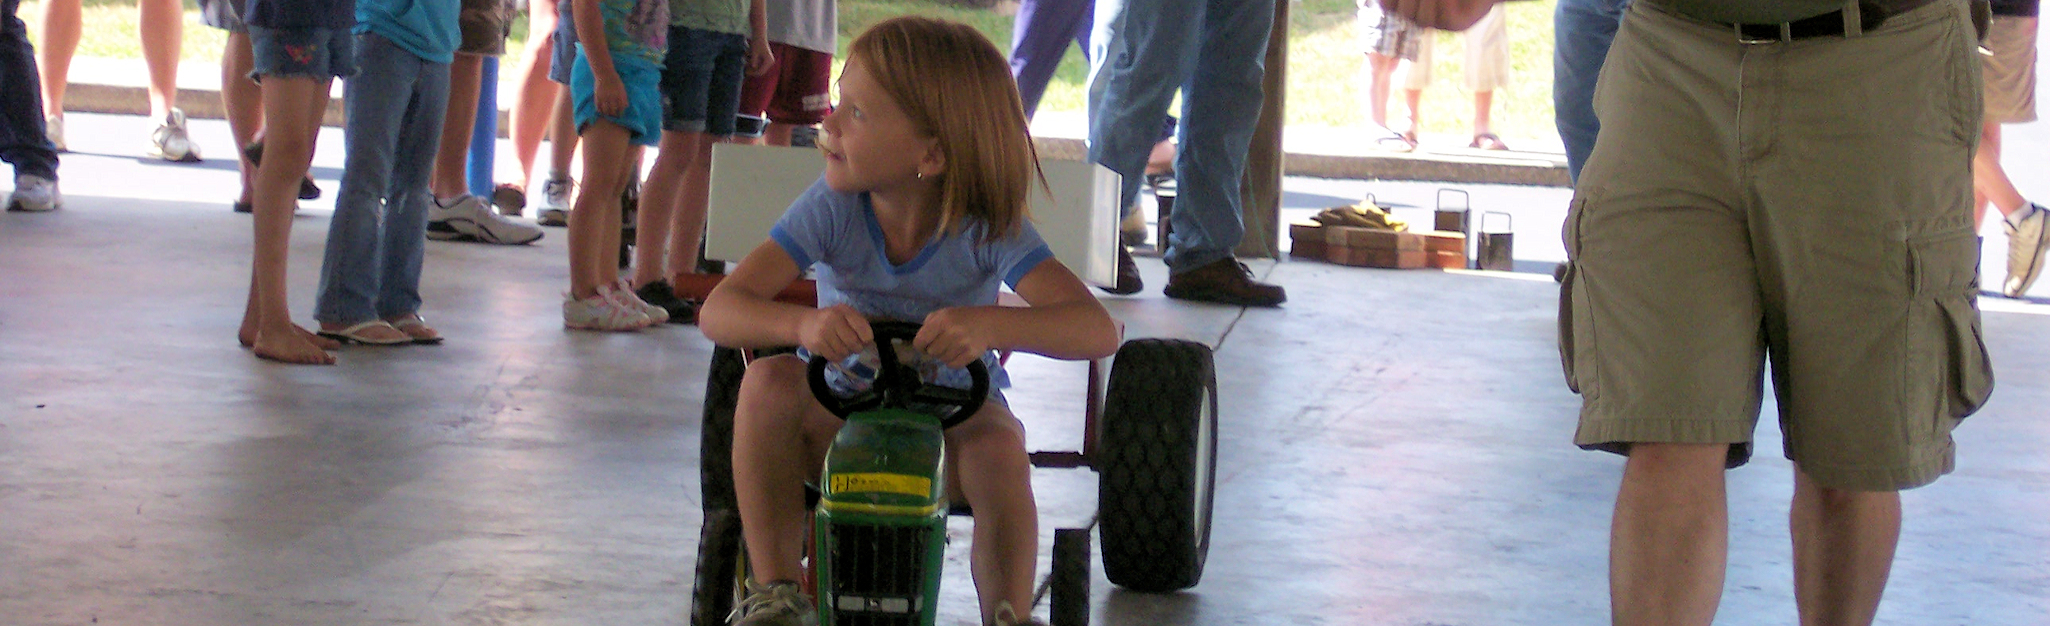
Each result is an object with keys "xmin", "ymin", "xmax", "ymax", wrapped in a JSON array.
[
  {"xmin": 1790, "ymin": 469, "xmax": 1900, "ymax": 626},
  {"xmin": 433, "ymin": 53, "xmax": 487, "ymax": 199},
  {"xmin": 138, "ymin": 0, "xmax": 183, "ymax": 120},
  {"xmin": 1611, "ymin": 442, "xmax": 1728, "ymax": 626}
]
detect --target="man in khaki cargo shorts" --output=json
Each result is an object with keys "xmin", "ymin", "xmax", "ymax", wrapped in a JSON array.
[{"xmin": 1388, "ymin": 0, "xmax": 1998, "ymax": 624}]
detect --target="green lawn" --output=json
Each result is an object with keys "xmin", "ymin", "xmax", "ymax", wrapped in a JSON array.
[{"xmin": 21, "ymin": 0, "xmax": 1560, "ymax": 140}]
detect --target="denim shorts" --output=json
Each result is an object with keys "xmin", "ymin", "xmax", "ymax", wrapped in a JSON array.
[
  {"xmin": 659, "ymin": 26, "xmax": 748, "ymax": 135},
  {"xmin": 548, "ymin": 4, "xmax": 578, "ymax": 85},
  {"xmin": 198, "ymin": 0, "xmax": 246, "ymax": 33},
  {"xmin": 249, "ymin": 26, "xmax": 357, "ymax": 81},
  {"xmin": 571, "ymin": 46, "xmax": 665, "ymax": 147}
]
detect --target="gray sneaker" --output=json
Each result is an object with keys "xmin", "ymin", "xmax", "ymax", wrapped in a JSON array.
[
  {"xmin": 538, "ymin": 178, "xmax": 574, "ymax": 227},
  {"xmin": 729, "ymin": 580, "xmax": 816, "ymax": 626},
  {"xmin": 6, "ymin": 174, "xmax": 60, "ymax": 212},
  {"xmin": 428, "ymin": 195, "xmax": 545, "ymax": 245},
  {"xmin": 2004, "ymin": 203, "xmax": 2050, "ymax": 298}
]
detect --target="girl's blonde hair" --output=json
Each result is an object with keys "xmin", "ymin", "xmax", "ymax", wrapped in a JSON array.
[{"xmin": 847, "ymin": 16, "xmax": 1045, "ymax": 242}]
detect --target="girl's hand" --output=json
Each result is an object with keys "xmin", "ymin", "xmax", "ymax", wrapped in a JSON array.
[
  {"xmin": 746, "ymin": 37, "xmax": 776, "ymax": 77},
  {"xmin": 799, "ymin": 305, "xmax": 871, "ymax": 361},
  {"xmin": 594, "ymin": 75, "xmax": 628, "ymax": 117},
  {"xmin": 914, "ymin": 308, "xmax": 995, "ymax": 369}
]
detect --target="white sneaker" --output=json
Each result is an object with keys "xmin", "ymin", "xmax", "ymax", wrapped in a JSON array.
[
  {"xmin": 563, "ymin": 291, "xmax": 652, "ymax": 331},
  {"xmin": 6, "ymin": 174, "xmax": 60, "ymax": 212},
  {"xmin": 2004, "ymin": 203, "xmax": 2050, "ymax": 298},
  {"xmin": 608, "ymin": 280, "xmax": 669, "ymax": 324},
  {"xmin": 538, "ymin": 178, "xmax": 574, "ymax": 227},
  {"xmin": 428, "ymin": 195, "xmax": 546, "ymax": 245},
  {"xmin": 147, "ymin": 108, "xmax": 202, "ymax": 162},
  {"xmin": 45, "ymin": 116, "xmax": 65, "ymax": 153}
]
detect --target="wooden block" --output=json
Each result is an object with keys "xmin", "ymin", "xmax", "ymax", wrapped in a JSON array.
[
  {"xmin": 1426, "ymin": 249, "xmax": 1466, "ymax": 269},
  {"xmin": 1325, "ymin": 226, "xmax": 1426, "ymax": 251},
  {"xmin": 1334, "ymin": 247, "xmax": 1428, "ymax": 269},
  {"xmin": 1292, "ymin": 241, "xmax": 1328, "ymax": 261},
  {"xmin": 1421, "ymin": 230, "xmax": 1467, "ymax": 253}
]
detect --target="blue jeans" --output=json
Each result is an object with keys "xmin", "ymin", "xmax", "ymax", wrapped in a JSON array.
[
  {"xmin": 1, "ymin": 0, "xmax": 56, "ymax": 180},
  {"xmin": 1086, "ymin": 0, "xmax": 1275, "ymax": 273},
  {"xmin": 1011, "ymin": 0, "xmax": 1092, "ymax": 117},
  {"xmin": 1553, "ymin": 0, "xmax": 1629, "ymax": 183},
  {"xmin": 315, "ymin": 33, "xmax": 451, "ymax": 324}
]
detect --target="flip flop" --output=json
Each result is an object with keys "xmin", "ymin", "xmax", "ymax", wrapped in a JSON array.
[
  {"xmin": 385, "ymin": 314, "xmax": 445, "ymax": 345},
  {"xmin": 1373, "ymin": 126, "xmax": 1418, "ymax": 152},
  {"xmin": 316, "ymin": 320, "xmax": 413, "ymax": 345},
  {"xmin": 1469, "ymin": 133, "xmax": 1511, "ymax": 151}
]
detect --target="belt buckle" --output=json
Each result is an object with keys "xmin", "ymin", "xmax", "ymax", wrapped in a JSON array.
[{"xmin": 1734, "ymin": 22, "xmax": 1793, "ymax": 44}]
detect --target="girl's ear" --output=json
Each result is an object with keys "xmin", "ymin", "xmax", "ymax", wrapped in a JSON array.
[{"xmin": 920, "ymin": 136, "xmax": 946, "ymax": 179}]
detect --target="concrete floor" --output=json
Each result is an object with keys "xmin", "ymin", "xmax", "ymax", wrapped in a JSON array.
[{"xmin": 3, "ymin": 115, "xmax": 2049, "ymax": 625}]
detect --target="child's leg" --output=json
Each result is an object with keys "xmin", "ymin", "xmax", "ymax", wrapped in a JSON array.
[
  {"xmin": 946, "ymin": 403, "xmax": 1038, "ymax": 622},
  {"xmin": 666, "ymin": 133, "xmax": 720, "ymax": 278},
  {"xmin": 509, "ymin": 0, "xmax": 560, "ymax": 190},
  {"xmin": 34, "ymin": 0, "xmax": 80, "ymax": 116},
  {"xmin": 377, "ymin": 55, "xmax": 454, "ymax": 322},
  {"xmin": 548, "ymin": 86, "xmax": 579, "ymax": 182},
  {"xmin": 221, "ymin": 31, "xmax": 260, "ymax": 204},
  {"xmin": 242, "ymin": 75, "xmax": 336, "ymax": 365},
  {"xmin": 568, "ymin": 121, "xmax": 636, "ymax": 298},
  {"xmin": 316, "ymin": 34, "xmax": 421, "ymax": 334},
  {"xmin": 732, "ymin": 355, "xmax": 843, "ymax": 585},
  {"xmin": 599, "ymin": 145, "xmax": 642, "ymax": 287},
  {"xmin": 137, "ymin": 0, "xmax": 182, "ymax": 120},
  {"xmin": 632, "ymin": 130, "xmax": 703, "ymax": 286}
]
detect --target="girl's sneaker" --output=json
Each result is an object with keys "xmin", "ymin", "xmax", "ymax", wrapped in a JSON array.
[
  {"xmin": 608, "ymin": 280, "xmax": 669, "ymax": 324},
  {"xmin": 563, "ymin": 291, "xmax": 652, "ymax": 331}
]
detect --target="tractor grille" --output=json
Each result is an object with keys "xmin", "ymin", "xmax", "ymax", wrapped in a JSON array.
[{"xmin": 827, "ymin": 522, "xmax": 930, "ymax": 626}]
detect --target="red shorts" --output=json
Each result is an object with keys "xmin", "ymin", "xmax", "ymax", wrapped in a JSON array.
[{"xmin": 738, "ymin": 43, "xmax": 833, "ymax": 125}]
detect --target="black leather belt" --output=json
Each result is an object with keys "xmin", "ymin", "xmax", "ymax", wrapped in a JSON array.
[{"xmin": 1728, "ymin": 0, "xmax": 1938, "ymax": 43}]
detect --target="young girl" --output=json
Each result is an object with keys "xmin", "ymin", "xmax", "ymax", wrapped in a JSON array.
[
  {"xmin": 310, "ymin": 0, "xmax": 461, "ymax": 346},
  {"xmin": 562, "ymin": 0, "xmax": 671, "ymax": 330},
  {"xmin": 235, "ymin": 0, "xmax": 357, "ymax": 364},
  {"xmin": 699, "ymin": 17, "xmax": 1120, "ymax": 626}
]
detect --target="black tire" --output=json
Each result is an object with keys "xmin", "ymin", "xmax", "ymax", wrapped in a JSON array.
[
  {"xmin": 1096, "ymin": 339, "xmax": 1218, "ymax": 593},
  {"xmin": 692, "ymin": 346, "xmax": 750, "ymax": 626},
  {"xmin": 689, "ymin": 508, "xmax": 747, "ymax": 626},
  {"xmin": 1050, "ymin": 528, "xmax": 1092, "ymax": 626}
]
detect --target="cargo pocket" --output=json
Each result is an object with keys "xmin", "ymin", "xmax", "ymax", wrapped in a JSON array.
[
  {"xmin": 1558, "ymin": 196, "xmax": 1597, "ymax": 398},
  {"xmin": 1905, "ymin": 228, "xmax": 1995, "ymax": 420}
]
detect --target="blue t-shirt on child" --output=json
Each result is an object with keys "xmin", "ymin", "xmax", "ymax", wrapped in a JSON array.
[{"xmin": 770, "ymin": 177, "xmax": 1054, "ymax": 396}]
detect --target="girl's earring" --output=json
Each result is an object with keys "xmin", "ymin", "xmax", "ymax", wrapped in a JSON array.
[{"xmin": 916, "ymin": 171, "xmax": 925, "ymax": 179}]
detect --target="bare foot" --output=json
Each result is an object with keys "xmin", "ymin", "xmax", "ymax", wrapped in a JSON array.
[
  {"xmin": 239, "ymin": 322, "xmax": 340, "ymax": 350},
  {"xmin": 252, "ymin": 326, "xmax": 336, "ymax": 365}
]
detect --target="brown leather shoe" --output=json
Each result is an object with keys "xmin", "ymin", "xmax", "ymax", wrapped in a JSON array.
[
  {"xmin": 1163, "ymin": 257, "xmax": 1286, "ymax": 307},
  {"xmin": 1098, "ymin": 245, "xmax": 1143, "ymax": 295}
]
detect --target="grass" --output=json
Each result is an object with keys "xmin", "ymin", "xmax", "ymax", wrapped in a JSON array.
[{"xmin": 21, "ymin": 0, "xmax": 1560, "ymax": 141}]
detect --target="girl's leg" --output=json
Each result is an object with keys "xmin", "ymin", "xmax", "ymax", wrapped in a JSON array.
[
  {"xmin": 138, "ymin": 0, "xmax": 182, "ymax": 119},
  {"xmin": 598, "ymin": 145, "xmax": 642, "ymax": 287},
  {"xmin": 568, "ymin": 121, "xmax": 634, "ymax": 298},
  {"xmin": 633, "ymin": 130, "xmax": 700, "ymax": 287},
  {"xmin": 548, "ymin": 86, "xmax": 579, "ymax": 183},
  {"xmin": 732, "ymin": 355, "xmax": 842, "ymax": 585},
  {"xmin": 509, "ymin": 0, "xmax": 561, "ymax": 190},
  {"xmin": 378, "ymin": 59, "xmax": 453, "ymax": 324},
  {"xmin": 35, "ymin": 0, "xmax": 81, "ymax": 114},
  {"xmin": 664, "ymin": 133, "xmax": 719, "ymax": 280},
  {"xmin": 946, "ymin": 404, "xmax": 1039, "ymax": 623},
  {"xmin": 222, "ymin": 31, "xmax": 262, "ymax": 205},
  {"xmin": 241, "ymin": 76, "xmax": 337, "ymax": 365}
]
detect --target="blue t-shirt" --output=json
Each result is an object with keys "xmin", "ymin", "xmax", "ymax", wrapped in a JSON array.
[
  {"xmin": 770, "ymin": 177, "xmax": 1054, "ymax": 394},
  {"xmin": 356, "ymin": 0, "xmax": 460, "ymax": 63}
]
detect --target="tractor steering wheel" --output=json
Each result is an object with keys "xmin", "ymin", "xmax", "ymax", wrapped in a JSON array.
[{"xmin": 806, "ymin": 320, "xmax": 991, "ymax": 429}]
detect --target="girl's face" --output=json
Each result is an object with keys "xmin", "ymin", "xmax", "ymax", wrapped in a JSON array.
[{"xmin": 818, "ymin": 59, "xmax": 939, "ymax": 195}]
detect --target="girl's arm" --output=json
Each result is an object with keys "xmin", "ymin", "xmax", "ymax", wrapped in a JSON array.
[
  {"xmin": 701, "ymin": 240, "xmax": 874, "ymax": 359},
  {"xmin": 571, "ymin": 0, "xmax": 626, "ymax": 115},
  {"xmin": 914, "ymin": 260, "xmax": 1120, "ymax": 367}
]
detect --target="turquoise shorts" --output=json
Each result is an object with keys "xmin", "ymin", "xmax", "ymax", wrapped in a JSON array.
[{"xmin": 570, "ymin": 46, "xmax": 663, "ymax": 147}]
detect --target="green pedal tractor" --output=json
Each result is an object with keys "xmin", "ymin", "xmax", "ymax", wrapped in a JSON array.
[{"xmin": 695, "ymin": 321, "xmax": 1219, "ymax": 626}]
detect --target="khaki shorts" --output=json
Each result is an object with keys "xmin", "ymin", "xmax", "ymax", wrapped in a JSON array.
[
  {"xmin": 460, "ymin": 0, "xmax": 515, "ymax": 56},
  {"xmin": 1983, "ymin": 16, "xmax": 2038, "ymax": 123},
  {"xmin": 1562, "ymin": 0, "xmax": 1996, "ymax": 491}
]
